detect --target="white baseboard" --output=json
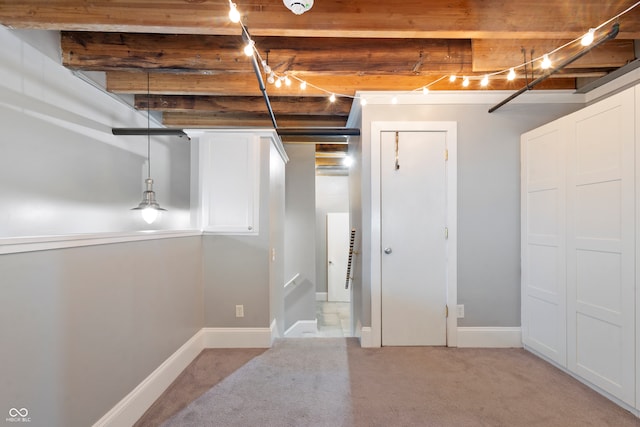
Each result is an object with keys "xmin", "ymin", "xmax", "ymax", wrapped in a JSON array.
[
  {"xmin": 270, "ymin": 318, "xmax": 280, "ymax": 345},
  {"xmin": 360, "ymin": 327, "xmax": 374, "ymax": 348},
  {"xmin": 284, "ymin": 319, "xmax": 318, "ymax": 337},
  {"xmin": 457, "ymin": 327, "xmax": 522, "ymax": 348},
  {"xmin": 92, "ymin": 329, "xmax": 204, "ymax": 427},
  {"xmin": 202, "ymin": 327, "xmax": 273, "ymax": 348},
  {"xmin": 316, "ymin": 292, "xmax": 328, "ymax": 301}
]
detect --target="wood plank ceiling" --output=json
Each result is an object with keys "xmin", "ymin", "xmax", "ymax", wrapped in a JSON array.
[{"xmin": 1, "ymin": 1, "xmax": 639, "ymax": 168}]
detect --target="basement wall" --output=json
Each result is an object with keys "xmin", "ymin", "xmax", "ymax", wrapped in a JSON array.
[{"xmin": 0, "ymin": 27, "xmax": 200, "ymax": 427}]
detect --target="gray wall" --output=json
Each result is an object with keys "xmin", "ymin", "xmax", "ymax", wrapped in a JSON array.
[
  {"xmin": 202, "ymin": 139, "xmax": 271, "ymax": 329},
  {"xmin": 283, "ymin": 144, "xmax": 316, "ymax": 330},
  {"xmin": 353, "ymin": 99, "xmax": 584, "ymax": 329},
  {"xmin": 0, "ymin": 237, "xmax": 203, "ymax": 427},
  {"xmin": 0, "ymin": 28, "xmax": 200, "ymax": 427},
  {"xmin": 315, "ymin": 175, "xmax": 349, "ymax": 294},
  {"xmin": 0, "ymin": 27, "xmax": 191, "ymax": 237}
]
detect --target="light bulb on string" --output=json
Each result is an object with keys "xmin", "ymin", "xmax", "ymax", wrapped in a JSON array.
[
  {"xmin": 243, "ymin": 40, "xmax": 255, "ymax": 56},
  {"xmin": 275, "ymin": 78, "xmax": 282, "ymax": 88},
  {"xmin": 480, "ymin": 75, "xmax": 489, "ymax": 87},
  {"xmin": 299, "ymin": 80, "xmax": 307, "ymax": 90},
  {"xmin": 581, "ymin": 28, "xmax": 595, "ymax": 46},
  {"xmin": 267, "ymin": 73, "xmax": 275, "ymax": 84},
  {"xmin": 422, "ymin": 86, "xmax": 430, "ymax": 95},
  {"xmin": 261, "ymin": 60, "xmax": 271, "ymax": 75},
  {"xmin": 329, "ymin": 93, "xmax": 336, "ymax": 103},
  {"xmin": 507, "ymin": 68, "xmax": 516, "ymax": 81},
  {"xmin": 462, "ymin": 77, "xmax": 469, "ymax": 87},
  {"xmin": 541, "ymin": 54, "xmax": 552, "ymax": 69},
  {"xmin": 284, "ymin": 76, "xmax": 292, "ymax": 86},
  {"xmin": 228, "ymin": 1, "xmax": 241, "ymax": 23},
  {"xmin": 449, "ymin": 75, "xmax": 457, "ymax": 83}
]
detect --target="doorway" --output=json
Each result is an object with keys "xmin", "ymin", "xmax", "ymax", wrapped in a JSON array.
[{"xmin": 370, "ymin": 121, "xmax": 458, "ymax": 348}]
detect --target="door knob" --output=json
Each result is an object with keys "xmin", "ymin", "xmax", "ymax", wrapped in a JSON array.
[{"xmin": 384, "ymin": 247, "xmax": 392, "ymax": 254}]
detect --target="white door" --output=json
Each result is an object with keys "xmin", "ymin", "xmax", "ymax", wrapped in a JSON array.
[
  {"xmin": 327, "ymin": 212, "xmax": 350, "ymax": 302},
  {"xmin": 381, "ymin": 131, "xmax": 447, "ymax": 346}
]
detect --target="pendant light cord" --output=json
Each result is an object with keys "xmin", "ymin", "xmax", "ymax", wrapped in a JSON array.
[{"xmin": 147, "ymin": 72, "xmax": 151, "ymax": 179}]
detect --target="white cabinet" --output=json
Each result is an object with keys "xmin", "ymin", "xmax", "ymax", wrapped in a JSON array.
[
  {"xmin": 522, "ymin": 85, "xmax": 638, "ymax": 410},
  {"xmin": 198, "ymin": 133, "xmax": 260, "ymax": 234}
]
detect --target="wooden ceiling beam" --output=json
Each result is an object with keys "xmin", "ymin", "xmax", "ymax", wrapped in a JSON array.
[
  {"xmin": 108, "ymin": 71, "xmax": 577, "ymax": 96},
  {"xmin": 62, "ymin": 32, "xmax": 473, "ymax": 75},
  {"xmin": 2, "ymin": 1, "xmax": 639, "ymax": 39},
  {"xmin": 135, "ymin": 95, "xmax": 352, "ymax": 116},
  {"xmin": 162, "ymin": 112, "xmax": 347, "ymax": 128},
  {"xmin": 473, "ymin": 39, "xmax": 636, "ymax": 72}
]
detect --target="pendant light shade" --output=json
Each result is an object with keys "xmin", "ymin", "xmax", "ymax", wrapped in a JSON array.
[
  {"xmin": 132, "ymin": 178, "xmax": 167, "ymax": 224},
  {"xmin": 132, "ymin": 73, "xmax": 166, "ymax": 224}
]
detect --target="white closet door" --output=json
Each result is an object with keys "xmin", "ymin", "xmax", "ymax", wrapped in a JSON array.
[
  {"xmin": 567, "ymin": 88, "xmax": 635, "ymax": 405},
  {"xmin": 521, "ymin": 124, "xmax": 567, "ymax": 366}
]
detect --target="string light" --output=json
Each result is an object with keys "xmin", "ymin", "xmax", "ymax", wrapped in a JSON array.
[
  {"xmin": 226, "ymin": 1, "xmax": 639, "ymax": 105},
  {"xmin": 243, "ymin": 40, "xmax": 255, "ymax": 56},
  {"xmin": 228, "ymin": 1, "xmax": 241, "ymax": 23},
  {"xmin": 581, "ymin": 28, "xmax": 595, "ymax": 46}
]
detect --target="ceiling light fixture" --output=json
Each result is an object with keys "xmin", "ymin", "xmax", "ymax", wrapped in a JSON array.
[
  {"xmin": 132, "ymin": 73, "xmax": 166, "ymax": 224},
  {"xmin": 283, "ymin": 0, "xmax": 313, "ymax": 15}
]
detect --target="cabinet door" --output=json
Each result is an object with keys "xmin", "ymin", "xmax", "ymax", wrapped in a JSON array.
[
  {"xmin": 521, "ymin": 123, "xmax": 567, "ymax": 367},
  {"xmin": 200, "ymin": 133, "xmax": 260, "ymax": 234},
  {"xmin": 566, "ymin": 88, "xmax": 635, "ymax": 406}
]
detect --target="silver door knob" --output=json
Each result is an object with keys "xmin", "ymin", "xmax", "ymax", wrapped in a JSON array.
[{"xmin": 384, "ymin": 247, "xmax": 392, "ymax": 254}]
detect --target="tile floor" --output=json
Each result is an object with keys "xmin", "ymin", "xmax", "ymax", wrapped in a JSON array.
[{"xmin": 315, "ymin": 301, "xmax": 351, "ymax": 337}]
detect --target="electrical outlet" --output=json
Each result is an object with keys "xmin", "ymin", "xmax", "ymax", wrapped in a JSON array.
[
  {"xmin": 235, "ymin": 304, "xmax": 244, "ymax": 318},
  {"xmin": 456, "ymin": 304, "xmax": 465, "ymax": 318}
]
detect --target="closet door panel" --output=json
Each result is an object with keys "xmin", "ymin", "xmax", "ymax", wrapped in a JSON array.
[
  {"xmin": 521, "ymin": 126, "xmax": 566, "ymax": 366},
  {"xmin": 567, "ymin": 88, "xmax": 635, "ymax": 406}
]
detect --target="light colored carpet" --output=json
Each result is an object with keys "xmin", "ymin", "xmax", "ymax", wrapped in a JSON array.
[
  {"xmin": 161, "ymin": 338, "xmax": 351, "ymax": 427},
  {"xmin": 152, "ymin": 338, "xmax": 638, "ymax": 427}
]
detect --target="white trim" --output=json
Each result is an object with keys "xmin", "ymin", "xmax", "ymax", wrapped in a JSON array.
[
  {"xmin": 370, "ymin": 121, "xmax": 458, "ymax": 348},
  {"xmin": 202, "ymin": 327, "xmax": 273, "ymax": 348},
  {"xmin": 360, "ymin": 327, "xmax": 374, "ymax": 348},
  {"xmin": 0, "ymin": 229, "xmax": 202, "ymax": 255},
  {"xmin": 92, "ymin": 330, "xmax": 205, "ymax": 427},
  {"xmin": 284, "ymin": 319, "xmax": 318, "ymax": 337},
  {"xmin": 270, "ymin": 318, "xmax": 279, "ymax": 345},
  {"xmin": 316, "ymin": 292, "xmax": 328, "ymax": 301},
  {"xmin": 284, "ymin": 273, "xmax": 301, "ymax": 291},
  {"xmin": 457, "ymin": 327, "xmax": 522, "ymax": 348}
]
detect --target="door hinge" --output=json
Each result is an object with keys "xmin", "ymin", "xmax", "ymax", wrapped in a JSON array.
[
  {"xmin": 445, "ymin": 305, "xmax": 449, "ymax": 318},
  {"xmin": 444, "ymin": 149, "xmax": 449, "ymax": 161},
  {"xmin": 444, "ymin": 227, "xmax": 449, "ymax": 239}
]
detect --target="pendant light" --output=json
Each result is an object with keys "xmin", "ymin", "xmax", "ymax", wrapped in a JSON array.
[{"xmin": 132, "ymin": 73, "xmax": 166, "ymax": 224}]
